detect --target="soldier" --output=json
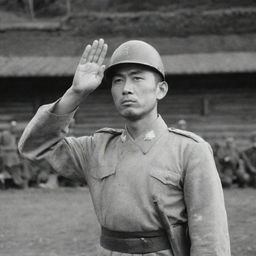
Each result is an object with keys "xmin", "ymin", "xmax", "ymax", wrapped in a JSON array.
[
  {"xmin": 19, "ymin": 39, "xmax": 230, "ymax": 255},
  {"xmin": 241, "ymin": 132, "xmax": 256, "ymax": 188},
  {"xmin": 176, "ymin": 119, "xmax": 187, "ymax": 130},
  {"xmin": 1, "ymin": 120, "xmax": 27, "ymax": 188},
  {"xmin": 217, "ymin": 137, "xmax": 249, "ymax": 188}
]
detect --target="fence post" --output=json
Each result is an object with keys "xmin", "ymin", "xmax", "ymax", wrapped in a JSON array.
[{"xmin": 27, "ymin": 0, "xmax": 35, "ymax": 20}]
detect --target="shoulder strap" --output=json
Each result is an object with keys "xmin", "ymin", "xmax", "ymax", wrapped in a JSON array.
[
  {"xmin": 168, "ymin": 127, "xmax": 204, "ymax": 143},
  {"xmin": 95, "ymin": 127, "xmax": 123, "ymax": 135}
]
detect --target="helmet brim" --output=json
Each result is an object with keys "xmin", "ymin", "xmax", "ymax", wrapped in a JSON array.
[{"xmin": 104, "ymin": 61, "xmax": 165, "ymax": 85}]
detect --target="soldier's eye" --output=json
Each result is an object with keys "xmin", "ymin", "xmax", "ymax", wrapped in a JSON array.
[
  {"xmin": 133, "ymin": 76, "xmax": 143, "ymax": 81},
  {"xmin": 112, "ymin": 78, "xmax": 123, "ymax": 84}
]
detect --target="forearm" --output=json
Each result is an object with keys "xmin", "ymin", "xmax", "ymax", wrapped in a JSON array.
[
  {"xmin": 53, "ymin": 86, "xmax": 90, "ymax": 115},
  {"xmin": 18, "ymin": 102, "xmax": 75, "ymax": 160},
  {"xmin": 18, "ymin": 81, "xmax": 93, "ymax": 158},
  {"xmin": 18, "ymin": 103, "xmax": 89, "ymax": 180}
]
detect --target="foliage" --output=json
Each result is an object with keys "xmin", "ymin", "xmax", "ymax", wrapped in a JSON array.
[
  {"xmin": 67, "ymin": 9, "xmax": 256, "ymax": 37},
  {"xmin": 0, "ymin": 0, "xmax": 66, "ymax": 17},
  {"xmin": 1, "ymin": 0, "xmax": 256, "ymax": 17}
]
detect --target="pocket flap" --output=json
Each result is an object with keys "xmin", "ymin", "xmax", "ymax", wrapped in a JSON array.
[
  {"xmin": 150, "ymin": 170, "xmax": 181, "ymax": 187},
  {"xmin": 89, "ymin": 166, "xmax": 116, "ymax": 179}
]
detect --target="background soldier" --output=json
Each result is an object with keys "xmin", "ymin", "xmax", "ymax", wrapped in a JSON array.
[
  {"xmin": 1, "ymin": 120, "xmax": 27, "ymax": 188},
  {"xmin": 176, "ymin": 119, "xmax": 187, "ymax": 130},
  {"xmin": 19, "ymin": 39, "xmax": 230, "ymax": 255},
  {"xmin": 217, "ymin": 137, "xmax": 249, "ymax": 188},
  {"xmin": 241, "ymin": 132, "xmax": 256, "ymax": 188}
]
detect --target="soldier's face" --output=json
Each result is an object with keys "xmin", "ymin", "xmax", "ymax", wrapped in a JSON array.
[{"xmin": 111, "ymin": 65, "xmax": 165, "ymax": 121}]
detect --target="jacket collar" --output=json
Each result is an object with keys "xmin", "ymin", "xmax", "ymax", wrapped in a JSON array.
[{"xmin": 120, "ymin": 115, "xmax": 168, "ymax": 154}]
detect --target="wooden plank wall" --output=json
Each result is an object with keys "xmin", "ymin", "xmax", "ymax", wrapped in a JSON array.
[
  {"xmin": 0, "ymin": 74, "xmax": 255, "ymax": 149},
  {"xmin": 74, "ymin": 89, "xmax": 256, "ymax": 148}
]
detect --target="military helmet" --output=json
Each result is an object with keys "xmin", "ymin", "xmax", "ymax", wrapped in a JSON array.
[{"xmin": 105, "ymin": 40, "xmax": 165, "ymax": 82}]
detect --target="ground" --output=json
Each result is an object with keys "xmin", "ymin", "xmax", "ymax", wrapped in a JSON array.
[{"xmin": 0, "ymin": 187, "xmax": 255, "ymax": 256}]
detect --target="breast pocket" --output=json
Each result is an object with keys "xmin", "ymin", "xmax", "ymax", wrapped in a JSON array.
[
  {"xmin": 87, "ymin": 166, "xmax": 116, "ymax": 200},
  {"xmin": 89, "ymin": 166, "xmax": 116, "ymax": 180},
  {"xmin": 150, "ymin": 169, "xmax": 182, "ymax": 192}
]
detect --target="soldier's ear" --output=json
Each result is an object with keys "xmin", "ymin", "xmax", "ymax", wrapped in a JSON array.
[{"xmin": 156, "ymin": 81, "xmax": 168, "ymax": 100}]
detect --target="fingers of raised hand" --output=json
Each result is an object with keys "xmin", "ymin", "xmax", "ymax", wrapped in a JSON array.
[
  {"xmin": 79, "ymin": 39, "xmax": 108, "ymax": 65},
  {"xmin": 92, "ymin": 38, "xmax": 104, "ymax": 62},
  {"xmin": 80, "ymin": 44, "xmax": 92, "ymax": 65},
  {"xmin": 97, "ymin": 43, "xmax": 108, "ymax": 66},
  {"xmin": 91, "ymin": 39, "xmax": 108, "ymax": 65},
  {"xmin": 87, "ymin": 40, "xmax": 99, "ymax": 62}
]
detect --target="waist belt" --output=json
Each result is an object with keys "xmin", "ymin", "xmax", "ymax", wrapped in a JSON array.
[{"xmin": 100, "ymin": 227, "xmax": 171, "ymax": 254}]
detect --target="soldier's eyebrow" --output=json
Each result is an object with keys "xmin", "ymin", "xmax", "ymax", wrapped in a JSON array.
[
  {"xmin": 129, "ymin": 70, "xmax": 145, "ymax": 76},
  {"xmin": 114, "ymin": 69, "xmax": 145, "ymax": 77}
]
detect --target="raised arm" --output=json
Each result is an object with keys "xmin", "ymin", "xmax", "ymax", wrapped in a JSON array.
[{"xmin": 18, "ymin": 39, "xmax": 108, "ymax": 180}]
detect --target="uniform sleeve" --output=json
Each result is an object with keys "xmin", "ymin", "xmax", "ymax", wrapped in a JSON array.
[
  {"xmin": 18, "ymin": 102, "xmax": 93, "ymax": 181},
  {"xmin": 183, "ymin": 142, "xmax": 231, "ymax": 256}
]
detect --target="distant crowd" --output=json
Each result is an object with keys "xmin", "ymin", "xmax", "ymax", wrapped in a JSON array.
[
  {"xmin": 212, "ymin": 136, "xmax": 256, "ymax": 188},
  {"xmin": 177, "ymin": 119, "xmax": 256, "ymax": 189},
  {"xmin": 0, "ymin": 119, "xmax": 84, "ymax": 189},
  {"xmin": 0, "ymin": 119, "xmax": 256, "ymax": 189}
]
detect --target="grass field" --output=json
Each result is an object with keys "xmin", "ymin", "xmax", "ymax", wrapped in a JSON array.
[{"xmin": 1, "ymin": 187, "xmax": 256, "ymax": 256}]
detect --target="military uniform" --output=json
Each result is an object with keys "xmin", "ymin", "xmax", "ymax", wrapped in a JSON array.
[
  {"xmin": 216, "ymin": 143, "xmax": 239, "ymax": 187},
  {"xmin": 18, "ymin": 102, "xmax": 230, "ymax": 256},
  {"xmin": 241, "ymin": 146, "xmax": 256, "ymax": 187},
  {"xmin": 1, "ymin": 129, "xmax": 25, "ymax": 187}
]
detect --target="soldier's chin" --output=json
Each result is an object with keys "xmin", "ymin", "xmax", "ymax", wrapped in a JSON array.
[{"xmin": 119, "ymin": 109, "xmax": 140, "ymax": 121}]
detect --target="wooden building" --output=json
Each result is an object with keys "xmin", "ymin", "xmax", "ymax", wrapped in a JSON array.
[{"xmin": 0, "ymin": 52, "xmax": 256, "ymax": 148}]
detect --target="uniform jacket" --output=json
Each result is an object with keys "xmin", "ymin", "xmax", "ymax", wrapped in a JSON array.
[
  {"xmin": 241, "ymin": 146, "xmax": 256, "ymax": 173},
  {"xmin": 18, "ymin": 102, "xmax": 231, "ymax": 256},
  {"xmin": 1, "ymin": 130, "xmax": 21, "ymax": 167}
]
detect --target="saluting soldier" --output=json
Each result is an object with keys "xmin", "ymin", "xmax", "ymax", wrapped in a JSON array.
[{"xmin": 19, "ymin": 39, "xmax": 230, "ymax": 256}]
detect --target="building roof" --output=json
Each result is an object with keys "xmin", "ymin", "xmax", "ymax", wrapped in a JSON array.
[
  {"xmin": 162, "ymin": 52, "xmax": 256, "ymax": 74},
  {"xmin": 0, "ymin": 52, "xmax": 256, "ymax": 77},
  {"xmin": 0, "ymin": 56, "xmax": 78, "ymax": 77}
]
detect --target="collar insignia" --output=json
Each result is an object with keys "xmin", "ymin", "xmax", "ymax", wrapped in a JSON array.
[{"xmin": 144, "ymin": 130, "xmax": 156, "ymax": 141}]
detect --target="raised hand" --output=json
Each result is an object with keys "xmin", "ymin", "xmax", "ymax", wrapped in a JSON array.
[{"xmin": 71, "ymin": 39, "xmax": 108, "ymax": 94}]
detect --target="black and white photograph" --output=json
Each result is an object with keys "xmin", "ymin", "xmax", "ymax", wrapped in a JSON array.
[{"xmin": 0, "ymin": 1, "xmax": 256, "ymax": 255}]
